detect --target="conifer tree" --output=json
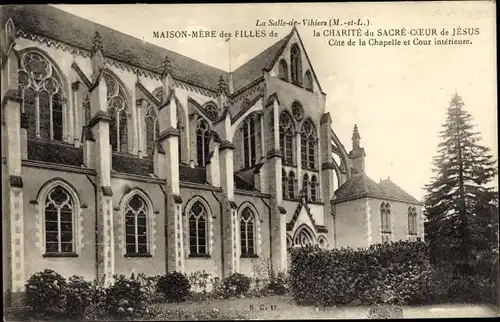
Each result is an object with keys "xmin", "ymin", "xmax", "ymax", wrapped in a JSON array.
[{"xmin": 423, "ymin": 93, "xmax": 498, "ymax": 274}]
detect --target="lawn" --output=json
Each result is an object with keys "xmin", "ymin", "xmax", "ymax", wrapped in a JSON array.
[
  {"xmin": 4, "ymin": 296, "xmax": 497, "ymax": 320},
  {"xmin": 157, "ymin": 295, "xmax": 499, "ymax": 319}
]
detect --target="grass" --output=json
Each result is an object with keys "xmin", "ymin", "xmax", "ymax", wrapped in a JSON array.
[
  {"xmin": 5, "ymin": 296, "xmax": 498, "ymax": 320},
  {"xmin": 157, "ymin": 295, "xmax": 499, "ymax": 319}
]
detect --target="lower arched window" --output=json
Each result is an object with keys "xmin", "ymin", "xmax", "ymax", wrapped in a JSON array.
[
  {"xmin": 125, "ymin": 194, "xmax": 149, "ymax": 255},
  {"xmin": 44, "ymin": 185, "xmax": 75, "ymax": 254},
  {"xmin": 282, "ymin": 169, "xmax": 287, "ymax": 199},
  {"xmin": 240, "ymin": 207, "xmax": 256, "ymax": 256},
  {"xmin": 287, "ymin": 171, "xmax": 296, "ymax": 199},
  {"xmin": 310, "ymin": 175, "xmax": 318, "ymax": 201},
  {"xmin": 408, "ymin": 206, "xmax": 418, "ymax": 239},
  {"xmin": 381, "ymin": 202, "xmax": 392, "ymax": 243},
  {"xmin": 188, "ymin": 200, "xmax": 208, "ymax": 255}
]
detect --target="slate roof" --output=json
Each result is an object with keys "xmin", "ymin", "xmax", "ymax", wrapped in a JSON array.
[
  {"xmin": 378, "ymin": 178, "xmax": 421, "ymax": 204},
  {"xmin": 333, "ymin": 173, "xmax": 422, "ymax": 205},
  {"xmin": 2, "ymin": 5, "xmax": 295, "ymax": 94},
  {"xmin": 2, "ymin": 5, "xmax": 224, "ymax": 91},
  {"xmin": 231, "ymin": 34, "xmax": 291, "ymax": 91}
]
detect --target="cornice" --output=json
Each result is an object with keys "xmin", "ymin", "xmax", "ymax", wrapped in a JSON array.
[
  {"xmin": 180, "ymin": 181, "xmax": 223, "ymax": 192},
  {"xmin": 235, "ymin": 189, "xmax": 271, "ymax": 198},
  {"xmin": 21, "ymin": 159, "xmax": 97, "ymax": 175},
  {"xmin": 111, "ymin": 171, "xmax": 166, "ymax": 184}
]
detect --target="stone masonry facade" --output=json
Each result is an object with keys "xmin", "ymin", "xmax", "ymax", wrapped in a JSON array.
[{"xmin": 1, "ymin": 5, "xmax": 424, "ymax": 304}]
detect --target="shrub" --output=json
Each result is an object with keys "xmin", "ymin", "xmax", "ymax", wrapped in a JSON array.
[
  {"xmin": 152, "ymin": 307, "xmax": 255, "ymax": 320},
  {"xmin": 156, "ymin": 271, "xmax": 191, "ymax": 302},
  {"xmin": 266, "ymin": 272, "xmax": 288, "ymax": 295},
  {"xmin": 64, "ymin": 275, "xmax": 93, "ymax": 319},
  {"xmin": 289, "ymin": 240, "xmax": 434, "ymax": 307},
  {"xmin": 188, "ymin": 270, "xmax": 212, "ymax": 294},
  {"xmin": 105, "ymin": 273, "xmax": 151, "ymax": 319},
  {"xmin": 221, "ymin": 273, "xmax": 251, "ymax": 298},
  {"xmin": 24, "ymin": 269, "xmax": 67, "ymax": 318},
  {"xmin": 136, "ymin": 273, "xmax": 164, "ymax": 303}
]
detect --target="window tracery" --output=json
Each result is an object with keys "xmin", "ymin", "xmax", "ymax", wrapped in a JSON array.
[{"xmin": 18, "ymin": 51, "xmax": 66, "ymax": 141}]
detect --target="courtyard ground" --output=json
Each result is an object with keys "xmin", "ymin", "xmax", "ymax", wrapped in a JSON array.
[
  {"xmin": 157, "ymin": 295, "xmax": 499, "ymax": 319},
  {"xmin": 4, "ymin": 295, "xmax": 498, "ymax": 320}
]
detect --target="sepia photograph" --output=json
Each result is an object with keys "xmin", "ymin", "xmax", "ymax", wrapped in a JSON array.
[{"xmin": 1, "ymin": 2, "xmax": 498, "ymax": 320}]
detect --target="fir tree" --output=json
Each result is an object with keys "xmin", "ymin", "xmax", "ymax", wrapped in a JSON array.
[{"xmin": 423, "ymin": 93, "xmax": 498, "ymax": 274}]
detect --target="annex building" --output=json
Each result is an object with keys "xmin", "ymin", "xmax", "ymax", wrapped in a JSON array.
[{"xmin": 1, "ymin": 5, "xmax": 424, "ymax": 300}]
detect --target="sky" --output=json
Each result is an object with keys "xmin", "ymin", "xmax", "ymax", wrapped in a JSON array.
[{"xmin": 53, "ymin": 2, "xmax": 497, "ymax": 201}]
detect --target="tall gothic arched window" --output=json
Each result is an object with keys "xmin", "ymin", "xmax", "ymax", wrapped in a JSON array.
[
  {"xmin": 188, "ymin": 200, "xmax": 208, "ymax": 255},
  {"xmin": 304, "ymin": 71, "xmax": 313, "ymax": 91},
  {"xmin": 279, "ymin": 112, "xmax": 295, "ymax": 165},
  {"xmin": 196, "ymin": 119, "xmax": 211, "ymax": 167},
  {"xmin": 145, "ymin": 104, "xmax": 159, "ymax": 156},
  {"xmin": 288, "ymin": 171, "xmax": 296, "ymax": 199},
  {"xmin": 240, "ymin": 207, "xmax": 256, "ymax": 256},
  {"xmin": 242, "ymin": 116, "xmax": 257, "ymax": 168},
  {"xmin": 279, "ymin": 59, "xmax": 288, "ymax": 81},
  {"xmin": 381, "ymin": 202, "xmax": 392, "ymax": 243},
  {"xmin": 408, "ymin": 206, "xmax": 418, "ymax": 237},
  {"xmin": 301, "ymin": 119, "xmax": 317, "ymax": 170},
  {"xmin": 18, "ymin": 51, "xmax": 66, "ymax": 141},
  {"xmin": 290, "ymin": 44, "xmax": 302, "ymax": 85},
  {"xmin": 44, "ymin": 186, "xmax": 74, "ymax": 253},
  {"xmin": 310, "ymin": 175, "xmax": 318, "ymax": 202},
  {"xmin": 303, "ymin": 174, "xmax": 310, "ymax": 200},
  {"xmin": 282, "ymin": 169, "xmax": 287, "ymax": 199},
  {"xmin": 125, "ymin": 194, "xmax": 149, "ymax": 254},
  {"xmin": 103, "ymin": 71, "xmax": 129, "ymax": 152}
]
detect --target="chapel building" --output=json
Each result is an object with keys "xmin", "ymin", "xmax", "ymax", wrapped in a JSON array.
[{"xmin": 1, "ymin": 5, "xmax": 424, "ymax": 300}]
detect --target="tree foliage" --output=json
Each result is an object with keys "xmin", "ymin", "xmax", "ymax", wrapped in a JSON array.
[{"xmin": 423, "ymin": 93, "xmax": 498, "ymax": 273}]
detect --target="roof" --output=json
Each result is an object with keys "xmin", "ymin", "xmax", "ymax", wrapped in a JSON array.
[
  {"xmin": 234, "ymin": 173, "xmax": 255, "ymax": 191},
  {"xmin": 2, "ymin": 5, "xmax": 227, "ymax": 92},
  {"xmin": 231, "ymin": 33, "xmax": 291, "ymax": 91},
  {"xmin": 2, "ymin": 5, "xmax": 298, "ymax": 94},
  {"xmin": 286, "ymin": 201, "xmax": 328, "ymax": 234},
  {"xmin": 378, "ymin": 178, "xmax": 421, "ymax": 204},
  {"xmin": 333, "ymin": 173, "xmax": 422, "ymax": 205}
]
